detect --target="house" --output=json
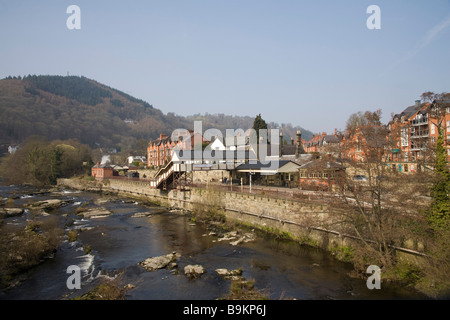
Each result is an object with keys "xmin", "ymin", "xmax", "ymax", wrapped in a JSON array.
[
  {"xmin": 91, "ymin": 162, "xmax": 115, "ymax": 180},
  {"xmin": 234, "ymin": 160, "xmax": 301, "ymax": 187},
  {"xmin": 264, "ymin": 130, "xmax": 311, "ymax": 165},
  {"xmin": 298, "ymin": 158, "xmax": 345, "ymax": 191},
  {"xmin": 172, "ymin": 149, "xmax": 257, "ymax": 168},
  {"xmin": 205, "ymin": 131, "xmax": 253, "ymax": 152},
  {"xmin": 147, "ymin": 131, "xmax": 209, "ymax": 167},
  {"xmin": 388, "ymin": 97, "xmax": 450, "ymax": 168},
  {"xmin": 8, "ymin": 145, "xmax": 19, "ymax": 154},
  {"xmin": 302, "ymin": 130, "xmax": 340, "ymax": 155},
  {"xmin": 127, "ymin": 156, "xmax": 147, "ymax": 166}
]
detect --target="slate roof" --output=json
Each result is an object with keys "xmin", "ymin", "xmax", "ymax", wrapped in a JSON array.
[
  {"xmin": 235, "ymin": 160, "xmax": 292, "ymax": 171},
  {"xmin": 299, "ymin": 159, "xmax": 345, "ymax": 170},
  {"xmin": 323, "ymin": 135, "xmax": 340, "ymax": 143},
  {"xmin": 173, "ymin": 150, "xmax": 257, "ymax": 161},
  {"xmin": 92, "ymin": 163, "xmax": 115, "ymax": 169}
]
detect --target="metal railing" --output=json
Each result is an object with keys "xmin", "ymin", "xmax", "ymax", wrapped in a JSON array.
[{"xmin": 410, "ymin": 118, "xmax": 428, "ymax": 126}]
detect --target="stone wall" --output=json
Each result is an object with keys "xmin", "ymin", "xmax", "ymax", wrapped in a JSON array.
[
  {"xmin": 191, "ymin": 170, "xmax": 230, "ymax": 184},
  {"xmin": 58, "ymin": 178, "xmax": 352, "ymax": 252}
]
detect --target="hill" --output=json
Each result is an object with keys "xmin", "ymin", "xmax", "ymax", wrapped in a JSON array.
[{"xmin": 0, "ymin": 75, "xmax": 313, "ymax": 154}]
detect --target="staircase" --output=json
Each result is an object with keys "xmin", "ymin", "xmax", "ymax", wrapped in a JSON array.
[{"xmin": 150, "ymin": 161, "xmax": 185, "ymax": 190}]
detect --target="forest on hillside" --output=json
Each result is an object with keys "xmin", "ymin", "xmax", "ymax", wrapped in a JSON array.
[{"xmin": 0, "ymin": 75, "xmax": 313, "ymax": 154}]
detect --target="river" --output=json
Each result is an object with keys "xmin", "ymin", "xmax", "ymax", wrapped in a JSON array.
[{"xmin": 0, "ymin": 183, "xmax": 428, "ymax": 300}]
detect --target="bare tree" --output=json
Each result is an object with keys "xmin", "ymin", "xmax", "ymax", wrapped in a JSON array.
[{"xmin": 333, "ymin": 110, "xmax": 429, "ymax": 273}]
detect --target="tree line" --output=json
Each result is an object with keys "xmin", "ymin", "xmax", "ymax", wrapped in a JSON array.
[{"xmin": 0, "ymin": 137, "xmax": 92, "ymax": 186}]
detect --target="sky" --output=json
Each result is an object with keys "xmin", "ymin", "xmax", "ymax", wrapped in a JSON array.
[{"xmin": 1, "ymin": 0, "xmax": 450, "ymax": 134}]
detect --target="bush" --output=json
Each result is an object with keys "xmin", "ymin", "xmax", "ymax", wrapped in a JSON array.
[
  {"xmin": 74, "ymin": 273, "xmax": 128, "ymax": 300},
  {"xmin": 221, "ymin": 279, "xmax": 269, "ymax": 300},
  {"xmin": 0, "ymin": 216, "xmax": 63, "ymax": 288},
  {"xmin": 67, "ymin": 230, "xmax": 78, "ymax": 242},
  {"xmin": 84, "ymin": 244, "xmax": 92, "ymax": 255}
]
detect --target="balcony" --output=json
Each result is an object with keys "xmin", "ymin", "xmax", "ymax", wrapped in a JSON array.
[
  {"xmin": 411, "ymin": 118, "xmax": 428, "ymax": 126},
  {"xmin": 410, "ymin": 131, "xmax": 429, "ymax": 139}
]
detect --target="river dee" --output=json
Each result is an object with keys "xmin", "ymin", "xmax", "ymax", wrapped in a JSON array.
[{"xmin": 0, "ymin": 184, "xmax": 427, "ymax": 300}]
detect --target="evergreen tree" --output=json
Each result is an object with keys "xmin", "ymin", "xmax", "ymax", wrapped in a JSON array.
[
  {"xmin": 429, "ymin": 127, "xmax": 450, "ymax": 230},
  {"xmin": 252, "ymin": 114, "xmax": 268, "ymax": 142},
  {"xmin": 421, "ymin": 92, "xmax": 450, "ymax": 231}
]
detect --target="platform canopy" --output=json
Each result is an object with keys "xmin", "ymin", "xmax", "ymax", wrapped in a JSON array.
[{"xmin": 235, "ymin": 160, "xmax": 300, "ymax": 175}]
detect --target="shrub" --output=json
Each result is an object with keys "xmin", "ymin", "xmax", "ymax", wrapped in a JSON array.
[
  {"xmin": 221, "ymin": 278, "xmax": 269, "ymax": 300},
  {"xmin": 67, "ymin": 230, "xmax": 78, "ymax": 242},
  {"xmin": 0, "ymin": 216, "xmax": 63, "ymax": 288}
]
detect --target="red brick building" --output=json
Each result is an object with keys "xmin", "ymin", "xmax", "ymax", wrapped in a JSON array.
[
  {"xmin": 302, "ymin": 130, "xmax": 340, "ymax": 155},
  {"xmin": 91, "ymin": 162, "xmax": 114, "ymax": 180},
  {"xmin": 147, "ymin": 131, "xmax": 209, "ymax": 167},
  {"xmin": 388, "ymin": 98, "xmax": 450, "ymax": 166},
  {"xmin": 298, "ymin": 159, "xmax": 345, "ymax": 191}
]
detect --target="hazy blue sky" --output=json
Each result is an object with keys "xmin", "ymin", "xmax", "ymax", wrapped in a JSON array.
[{"xmin": 1, "ymin": 0, "xmax": 449, "ymax": 134}]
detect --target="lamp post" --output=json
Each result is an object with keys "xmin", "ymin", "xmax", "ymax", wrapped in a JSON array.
[{"xmin": 249, "ymin": 171, "xmax": 255, "ymax": 193}]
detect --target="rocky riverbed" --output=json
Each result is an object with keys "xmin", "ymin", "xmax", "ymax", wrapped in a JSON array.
[{"xmin": 0, "ymin": 184, "xmax": 429, "ymax": 300}]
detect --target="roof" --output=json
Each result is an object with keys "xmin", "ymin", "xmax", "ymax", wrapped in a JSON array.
[
  {"xmin": 236, "ymin": 160, "xmax": 291, "ymax": 171},
  {"xmin": 92, "ymin": 163, "xmax": 115, "ymax": 169},
  {"xmin": 173, "ymin": 150, "xmax": 257, "ymax": 162},
  {"xmin": 281, "ymin": 144, "xmax": 297, "ymax": 155},
  {"xmin": 299, "ymin": 159, "xmax": 345, "ymax": 170},
  {"xmin": 281, "ymin": 154, "xmax": 314, "ymax": 165},
  {"xmin": 393, "ymin": 102, "xmax": 427, "ymax": 121},
  {"xmin": 323, "ymin": 135, "xmax": 340, "ymax": 143},
  {"xmin": 235, "ymin": 160, "xmax": 301, "ymax": 173}
]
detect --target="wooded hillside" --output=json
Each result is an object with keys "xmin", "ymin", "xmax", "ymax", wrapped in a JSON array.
[{"xmin": 0, "ymin": 75, "xmax": 313, "ymax": 154}]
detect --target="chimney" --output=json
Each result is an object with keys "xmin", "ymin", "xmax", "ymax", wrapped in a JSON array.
[
  {"xmin": 295, "ymin": 130, "xmax": 302, "ymax": 158},
  {"xmin": 279, "ymin": 132, "xmax": 283, "ymax": 157},
  {"xmin": 415, "ymin": 100, "xmax": 421, "ymax": 107},
  {"xmin": 291, "ymin": 137, "xmax": 294, "ymax": 145}
]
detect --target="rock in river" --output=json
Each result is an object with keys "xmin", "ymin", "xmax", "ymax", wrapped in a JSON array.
[
  {"xmin": 28, "ymin": 199, "xmax": 72, "ymax": 211},
  {"xmin": 138, "ymin": 252, "xmax": 180, "ymax": 271},
  {"xmin": 80, "ymin": 207, "xmax": 112, "ymax": 219},
  {"xmin": 215, "ymin": 268, "xmax": 243, "ymax": 280},
  {"xmin": 184, "ymin": 265, "xmax": 206, "ymax": 279},
  {"xmin": 131, "ymin": 212, "xmax": 152, "ymax": 218},
  {"xmin": 0, "ymin": 208, "xmax": 25, "ymax": 218}
]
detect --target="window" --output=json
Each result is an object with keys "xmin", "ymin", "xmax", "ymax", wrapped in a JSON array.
[
  {"xmin": 431, "ymin": 124, "xmax": 435, "ymax": 135},
  {"xmin": 401, "ymin": 128, "xmax": 408, "ymax": 146},
  {"xmin": 447, "ymin": 121, "xmax": 450, "ymax": 133}
]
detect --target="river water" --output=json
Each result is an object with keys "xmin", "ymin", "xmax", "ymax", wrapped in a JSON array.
[{"xmin": 0, "ymin": 183, "xmax": 428, "ymax": 300}]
